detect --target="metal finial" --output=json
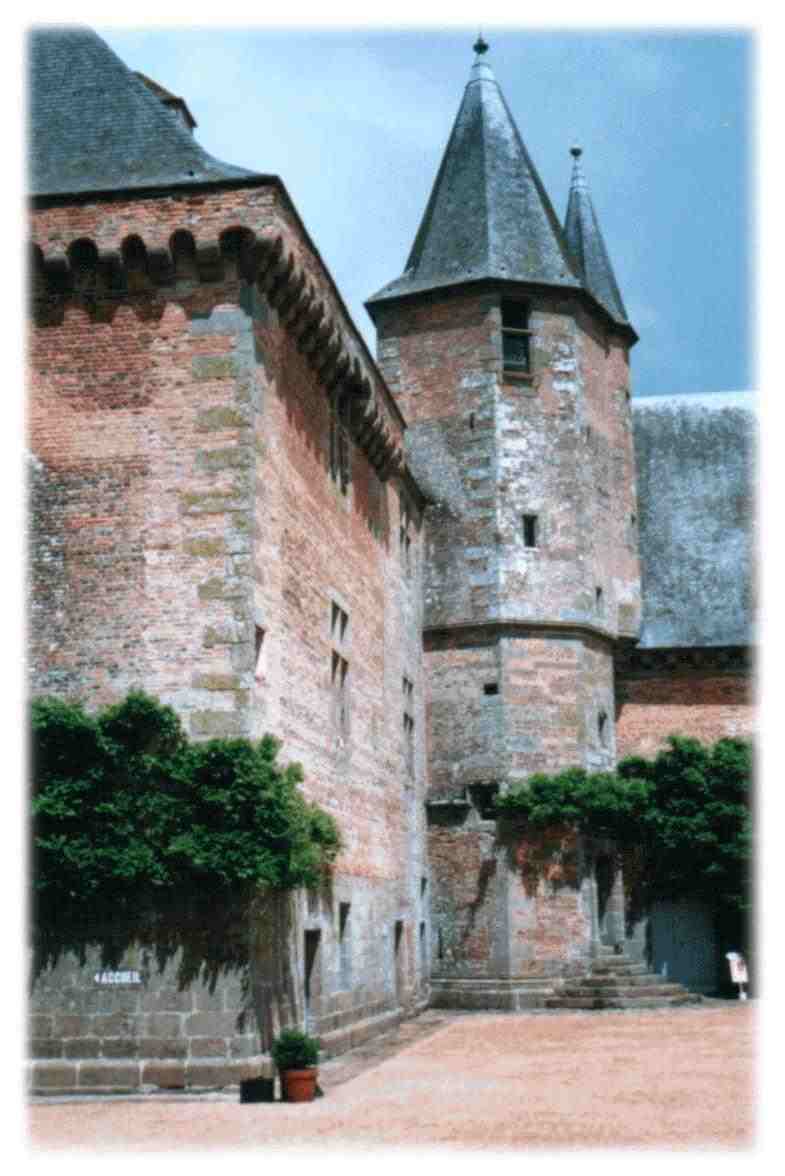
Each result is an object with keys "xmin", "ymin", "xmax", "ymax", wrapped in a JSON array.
[
  {"xmin": 570, "ymin": 145, "xmax": 583, "ymax": 159},
  {"xmin": 474, "ymin": 33, "xmax": 489, "ymax": 56}
]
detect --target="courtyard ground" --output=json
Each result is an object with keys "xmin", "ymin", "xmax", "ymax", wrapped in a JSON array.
[{"xmin": 28, "ymin": 1002, "xmax": 754, "ymax": 1152}]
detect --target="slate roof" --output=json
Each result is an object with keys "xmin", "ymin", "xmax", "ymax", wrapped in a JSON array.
[
  {"xmin": 564, "ymin": 147, "xmax": 629, "ymax": 324},
  {"xmin": 367, "ymin": 50, "xmax": 581, "ymax": 310},
  {"xmin": 29, "ymin": 27, "xmax": 260, "ymax": 198},
  {"xmin": 633, "ymin": 393, "xmax": 756, "ymax": 649}
]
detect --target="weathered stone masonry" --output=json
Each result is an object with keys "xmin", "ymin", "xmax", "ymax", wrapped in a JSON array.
[{"xmin": 370, "ymin": 279, "xmax": 640, "ymax": 982}]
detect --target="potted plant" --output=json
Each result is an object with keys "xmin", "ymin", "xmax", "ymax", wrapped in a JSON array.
[{"xmin": 271, "ymin": 1027, "xmax": 321, "ymax": 1102}]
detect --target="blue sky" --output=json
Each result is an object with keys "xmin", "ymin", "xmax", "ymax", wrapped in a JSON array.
[{"xmin": 97, "ymin": 26, "xmax": 753, "ymax": 398}]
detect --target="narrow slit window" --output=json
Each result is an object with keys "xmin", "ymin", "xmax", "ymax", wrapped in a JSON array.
[
  {"xmin": 331, "ymin": 601, "xmax": 349, "ymax": 646},
  {"xmin": 338, "ymin": 902, "xmax": 351, "ymax": 989},
  {"xmin": 254, "ymin": 625, "xmax": 266, "ymax": 681},
  {"xmin": 596, "ymin": 586, "xmax": 603, "ymax": 610},
  {"xmin": 400, "ymin": 499, "xmax": 412, "ymax": 575},
  {"xmin": 522, "ymin": 515, "xmax": 538, "ymax": 548},
  {"xmin": 598, "ymin": 710, "xmax": 608, "ymax": 744},
  {"xmin": 329, "ymin": 390, "xmax": 351, "ymax": 493},
  {"xmin": 331, "ymin": 651, "xmax": 349, "ymax": 738},
  {"xmin": 483, "ymin": 682, "xmax": 499, "ymax": 696},
  {"xmin": 403, "ymin": 676, "xmax": 415, "ymax": 776},
  {"xmin": 501, "ymin": 300, "xmax": 531, "ymax": 374}
]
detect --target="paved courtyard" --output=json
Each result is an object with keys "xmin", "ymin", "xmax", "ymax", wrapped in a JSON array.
[{"xmin": 29, "ymin": 1003, "xmax": 754, "ymax": 1152}]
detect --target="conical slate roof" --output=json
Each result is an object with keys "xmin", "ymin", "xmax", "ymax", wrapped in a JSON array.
[
  {"xmin": 367, "ymin": 48, "xmax": 580, "ymax": 308},
  {"xmin": 563, "ymin": 147, "xmax": 628, "ymax": 324},
  {"xmin": 29, "ymin": 27, "xmax": 260, "ymax": 198}
]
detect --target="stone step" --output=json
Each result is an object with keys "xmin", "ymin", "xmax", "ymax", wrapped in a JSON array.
[
  {"xmin": 546, "ymin": 993, "xmax": 699, "ymax": 1010},
  {"xmin": 590, "ymin": 961, "xmax": 649, "ymax": 975},
  {"xmin": 581, "ymin": 973, "xmax": 676, "ymax": 988},
  {"xmin": 430, "ymin": 978, "xmax": 556, "ymax": 992},
  {"xmin": 560, "ymin": 983, "xmax": 687, "ymax": 1000},
  {"xmin": 429, "ymin": 977, "xmax": 556, "ymax": 1011}
]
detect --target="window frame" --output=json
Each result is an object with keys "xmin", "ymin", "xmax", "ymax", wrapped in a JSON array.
[{"xmin": 501, "ymin": 298, "xmax": 533, "ymax": 378}]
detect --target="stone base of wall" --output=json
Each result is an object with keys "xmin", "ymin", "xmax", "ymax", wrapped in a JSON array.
[
  {"xmin": 28, "ymin": 1053, "xmax": 271, "ymax": 1096},
  {"xmin": 29, "ymin": 998, "xmax": 434, "ymax": 1095}
]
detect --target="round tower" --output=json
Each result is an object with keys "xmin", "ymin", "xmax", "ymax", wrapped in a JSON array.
[{"xmin": 367, "ymin": 42, "xmax": 642, "ymax": 992}]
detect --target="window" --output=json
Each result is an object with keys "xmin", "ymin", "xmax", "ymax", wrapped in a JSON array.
[
  {"xmin": 329, "ymin": 389, "xmax": 351, "ymax": 493},
  {"xmin": 331, "ymin": 652, "xmax": 349, "ymax": 738},
  {"xmin": 330, "ymin": 601, "xmax": 350, "ymax": 742},
  {"xmin": 483, "ymin": 682, "xmax": 499, "ymax": 696},
  {"xmin": 501, "ymin": 299, "xmax": 532, "ymax": 375},
  {"xmin": 522, "ymin": 514, "xmax": 538, "ymax": 548},
  {"xmin": 469, "ymin": 782, "xmax": 499, "ymax": 819},
  {"xmin": 400, "ymin": 498, "xmax": 412, "ymax": 575},
  {"xmin": 595, "ymin": 586, "xmax": 603, "ymax": 611},
  {"xmin": 598, "ymin": 710, "xmax": 608, "ymax": 745},
  {"xmin": 338, "ymin": 902, "xmax": 351, "ymax": 990},
  {"xmin": 331, "ymin": 601, "xmax": 348, "ymax": 646},
  {"xmin": 403, "ymin": 675, "xmax": 415, "ymax": 776},
  {"xmin": 254, "ymin": 625, "xmax": 266, "ymax": 682}
]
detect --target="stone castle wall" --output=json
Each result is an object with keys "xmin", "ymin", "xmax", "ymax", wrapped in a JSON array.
[{"xmin": 29, "ymin": 182, "xmax": 429, "ymax": 1090}]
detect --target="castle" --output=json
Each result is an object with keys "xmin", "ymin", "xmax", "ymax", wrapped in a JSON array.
[{"xmin": 28, "ymin": 28, "xmax": 754, "ymax": 1094}]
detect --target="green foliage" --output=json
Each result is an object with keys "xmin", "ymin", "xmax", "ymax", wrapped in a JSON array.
[
  {"xmin": 495, "ymin": 735, "xmax": 752, "ymax": 912},
  {"xmin": 270, "ymin": 1027, "xmax": 320, "ymax": 1071},
  {"xmin": 618, "ymin": 735, "xmax": 752, "ymax": 910},
  {"xmin": 496, "ymin": 766, "xmax": 653, "ymax": 843},
  {"xmin": 30, "ymin": 692, "xmax": 341, "ymax": 988}
]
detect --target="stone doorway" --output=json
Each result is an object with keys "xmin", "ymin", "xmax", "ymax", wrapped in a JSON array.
[
  {"xmin": 594, "ymin": 853, "xmax": 625, "ymax": 948},
  {"xmin": 304, "ymin": 929, "xmax": 321, "ymax": 1031}
]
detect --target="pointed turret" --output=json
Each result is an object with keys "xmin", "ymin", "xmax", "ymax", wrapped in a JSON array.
[
  {"xmin": 564, "ymin": 146, "xmax": 629, "ymax": 325},
  {"xmin": 367, "ymin": 41, "xmax": 579, "ymax": 309}
]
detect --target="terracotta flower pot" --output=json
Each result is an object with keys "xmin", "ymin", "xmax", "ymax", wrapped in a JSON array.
[{"xmin": 282, "ymin": 1067, "xmax": 318, "ymax": 1102}]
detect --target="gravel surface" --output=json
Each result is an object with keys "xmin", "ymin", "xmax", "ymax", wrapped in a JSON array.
[{"xmin": 28, "ymin": 1003, "xmax": 754, "ymax": 1152}]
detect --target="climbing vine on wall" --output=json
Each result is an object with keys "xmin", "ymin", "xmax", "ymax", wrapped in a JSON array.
[
  {"xmin": 495, "ymin": 736, "xmax": 752, "ymax": 913},
  {"xmin": 30, "ymin": 691, "xmax": 341, "ymax": 992}
]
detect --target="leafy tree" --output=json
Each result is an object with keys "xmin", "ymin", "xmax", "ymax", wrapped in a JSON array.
[
  {"xmin": 30, "ymin": 691, "xmax": 341, "ymax": 1000},
  {"xmin": 494, "ymin": 735, "xmax": 752, "ymax": 915}
]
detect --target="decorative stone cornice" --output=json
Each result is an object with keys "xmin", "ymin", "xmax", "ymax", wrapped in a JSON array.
[{"xmin": 30, "ymin": 226, "xmax": 404, "ymax": 479}]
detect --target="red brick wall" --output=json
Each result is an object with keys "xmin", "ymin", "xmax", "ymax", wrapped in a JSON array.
[
  {"xmin": 29, "ymin": 181, "xmax": 429, "ymax": 1083},
  {"xmin": 615, "ymin": 670, "xmax": 754, "ymax": 760}
]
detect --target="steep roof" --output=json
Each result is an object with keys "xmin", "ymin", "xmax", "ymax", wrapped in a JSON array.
[
  {"xmin": 633, "ymin": 392, "xmax": 756, "ymax": 649},
  {"xmin": 367, "ymin": 45, "xmax": 580, "ymax": 308},
  {"xmin": 29, "ymin": 27, "xmax": 259, "ymax": 198},
  {"xmin": 564, "ymin": 146, "xmax": 628, "ymax": 324}
]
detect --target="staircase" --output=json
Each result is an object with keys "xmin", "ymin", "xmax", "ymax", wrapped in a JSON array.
[
  {"xmin": 429, "ymin": 976, "xmax": 556, "ymax": 1011},
  {"xmin": 546, "ymin": 946, "xmax": 701, "ymax": 1011}
]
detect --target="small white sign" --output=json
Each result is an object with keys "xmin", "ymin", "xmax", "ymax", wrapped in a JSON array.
[
  {"xmin": 729, "ymin": 957, "xmax": 748, "ymax": 985},
  {"xmin": 94, "ymin": 970, "xmax": 141, "ymax": 985}
]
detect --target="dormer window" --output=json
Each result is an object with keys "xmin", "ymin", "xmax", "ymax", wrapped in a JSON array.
[{"xmin": 501, "ymin": 300, "xmax": 532, "ymax": 375}]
